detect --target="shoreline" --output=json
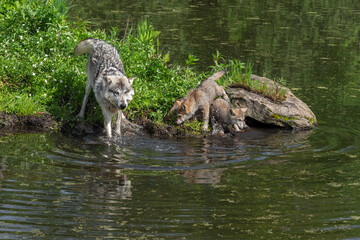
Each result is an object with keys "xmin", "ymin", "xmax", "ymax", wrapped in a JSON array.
[{"xmin": 0, "ymin": 112, "xmax": 208, "ymax": 139}]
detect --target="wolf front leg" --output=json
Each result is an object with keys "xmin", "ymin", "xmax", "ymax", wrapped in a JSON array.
[
  {"xmin": 203, "ymin": 104, "xmax": 210, "ymax": 131},
  {"xmin": 102, "ymin": 109, "xmax": 113, "ymax": 138},
  {"xmin": 115, "ymin": 110, "xmax": 123, "ymax": 136}
]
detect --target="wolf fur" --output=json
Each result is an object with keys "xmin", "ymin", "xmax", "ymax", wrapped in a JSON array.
[
  {"xmin": 75, "ymin": 38, "xmax": 134, "ymax": 137},
  {"xmin": 210, "ymin": 98, "xmax": 247, "ymax": 135},
  {"xmin": 165, "ymin": 97, "xmax": 202, "ymax": 122},
  {"xmin": 176, "ymin": 70, "xmax": 229, "ymax": 131}
]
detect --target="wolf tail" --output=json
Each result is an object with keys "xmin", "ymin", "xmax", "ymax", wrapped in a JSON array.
[
  {"xmin": 207, "ymin": 69, "xmax": 227, "ymax": 81},
  {"xmin": 74, "ymin": 38, "xmax": 98, "ymax": 56}
]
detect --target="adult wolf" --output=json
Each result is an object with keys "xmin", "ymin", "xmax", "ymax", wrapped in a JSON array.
[{"xmin": 75, "ymin": 38, "xmax": 134, "ymax": 137}]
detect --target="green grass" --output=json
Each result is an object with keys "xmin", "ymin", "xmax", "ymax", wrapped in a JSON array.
[
  {"xmin": 0, "ymin": 92, "xmax": 46, "ymax": 116},
  {"xmin": 0, "ymin": 0, "xmax": 288, "ymax": 129},
  {"xmin": 211, "ymin": 54, "xmax": 288, "ymax": 102}
]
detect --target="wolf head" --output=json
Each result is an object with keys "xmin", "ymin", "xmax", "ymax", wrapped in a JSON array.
[
  {"xmin": 104, "ymin": 75, "xmax": 134, "ymax": 111},
  {"xmin": 229, "ymin": 108, "xmax": 247, "ymax": 130},
  {"xmin": 176, "ymin": 101, "xmax": 195, "ymax": 125}
]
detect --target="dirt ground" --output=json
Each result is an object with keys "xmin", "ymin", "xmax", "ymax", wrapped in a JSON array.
[
  {"xmin": 0, "ymin": 112, "xmax": 59, "ymax": 136},
  {"xmin": 0, "ymin": 112, "xmax": 208, "ymax": 139}
]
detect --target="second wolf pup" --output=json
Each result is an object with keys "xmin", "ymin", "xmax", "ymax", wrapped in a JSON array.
[
  {"xmin": 75, "ymin": 38, "xmax": 134, "ymax": 138},
  {"xmin": 210, "ymin": 98, "xmax": 247, "ymax": 135},
  {"xmin": 176, "ymin": 70, "xmax": 229, "ymax": 131}
]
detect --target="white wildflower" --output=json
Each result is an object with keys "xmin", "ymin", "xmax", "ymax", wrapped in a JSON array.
[
  {"xmin": 20, "ymin": 36, "xmax": 23, "ymax": 40},
  {"xmin": 32, "ymin": 73, "xmax": 36, "ymax": 76}
]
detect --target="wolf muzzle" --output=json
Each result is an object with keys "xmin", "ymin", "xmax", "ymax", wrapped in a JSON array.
[{"xmin": 119, "ymin": 103, "xmax": 127, "ymax": 110}]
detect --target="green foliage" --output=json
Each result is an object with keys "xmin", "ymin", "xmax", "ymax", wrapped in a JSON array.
[
  {"xmin": 0, "ymin": 0, "xmax": 289, "ymax": 128},
  {"xmin": 0, "ymin": 92, "xmax": 46, "ymax": 115},
  {"xmin": 211, "ymin": 54, "xmax": 288, "ymax": 102},
  {"xmin": 185, "ymin": 54, "xmax": 199, "ymax": 67},
  {"xmin": 183, "ymin": 120, "xmax": 206, "ymax": 134},
  {"xmin": 0, "ymin": 1, "xmax": 202, "ymax": 125}
]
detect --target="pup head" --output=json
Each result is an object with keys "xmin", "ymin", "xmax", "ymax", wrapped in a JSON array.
[
  {"xmin": 229, "ymin": 108, "xmax": 247, "ymax": 130},
  {"xmin": 105, "ymin": 75, "xmax": 134, "ymax": 111},
  {"xmin": 176, "ymin": 102, "xmax": 193, "ymax": 125}
]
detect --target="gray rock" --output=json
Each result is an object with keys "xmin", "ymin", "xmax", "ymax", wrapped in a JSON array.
[{"xmin": 226, "ymin": 75, "xmax": 318, "ymax": 130}]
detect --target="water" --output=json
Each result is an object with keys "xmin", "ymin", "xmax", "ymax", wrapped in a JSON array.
[{"xmin": 1, "ymin": 0, "xmax": 360, "ymax": 239}]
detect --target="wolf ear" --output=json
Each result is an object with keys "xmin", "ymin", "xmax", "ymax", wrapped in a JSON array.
[
  {"xmin": 104, "ymin": 75, "xmax": 113, "ymax": 85},
  {"xmin": 241, "ymin": 108, "xmax": 248, "ymax": 113},
  {"xmin": 230, "ymin": 109, "xmax": 235, "ymax": 116},
  {"xmin": 128, "ymin": 76, "xmax": 134, "ymax": 86}
]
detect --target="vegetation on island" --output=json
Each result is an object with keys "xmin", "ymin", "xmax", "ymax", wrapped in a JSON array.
[{"xmin": 0, "ymin": 0, "xmax": 288, "ymax": 131}]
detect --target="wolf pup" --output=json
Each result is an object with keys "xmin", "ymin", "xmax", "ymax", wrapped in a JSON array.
[
  {"xmin": 165, "ymin": 97, "xmax": 202, "ymax": 122},
  {"xmin": 75, "ymin": 38, "xmax": 134, "ymax": 138},
  {"xmin": 210, "ymin": 98, "xmax": 247, "ymax": 135},
  {"xmin": 176, "ymin": 70, "xmax": 229, "ymax": 131}
]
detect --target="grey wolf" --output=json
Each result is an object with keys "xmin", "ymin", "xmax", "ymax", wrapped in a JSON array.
[
  {"xmin": 75, "ymin": 38, "xmax": 134, "ymax": 137},
  {"xmin": 210, "ymin": 98, "xmax": 247, "ymax": 135},
  {"xmin": 176, "ymin": 70, "xmax": 230, "ymax": 131}
]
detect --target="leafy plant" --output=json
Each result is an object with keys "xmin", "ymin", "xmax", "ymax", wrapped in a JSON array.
[{"xmin": 185, "ymin": 54, "xmax": 199, "ymax": 67}]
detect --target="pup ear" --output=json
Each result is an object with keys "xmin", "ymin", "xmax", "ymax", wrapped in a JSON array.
[
  {"xmin": 241, "ymin": 108, "xmax": 248, "ymax": 113},
  {"xmin": 128, "ymin": 76, "xmax": 134, "ymax": 85},
  {"xmin": 104, "ymin": 75, "xmax": 113, "ymax": 85},
  {"xmin": 230, "ymin": 109, "xmax": 235, "ymax": 116}
]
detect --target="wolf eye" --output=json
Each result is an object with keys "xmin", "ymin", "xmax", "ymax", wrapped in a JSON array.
[{"xmin": 112, "ymin": 91, "xmax": 119, "ymax": 95}]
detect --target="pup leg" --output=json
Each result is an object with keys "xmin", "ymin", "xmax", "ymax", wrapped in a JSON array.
[
  {"xmin": 102, "ymin": 109, "xmax": 113, "ymax": 138},
  {"xmin": 115, "ymin": 110, "xmax": 122, "ymax": 136},
  {"xmin": 210, "ymin": 116, "xmax": 222, "ymax": 135},
  {"xmin": 233, "ymin": 124, "xmax": 240, "ymax": 131},
  {"xmin": 203, "ymin": 104, "xmax": 210, "ymax": 131},
  {"xmin": 77, "ymin": 65, "xmax": 93, "ymax": 118},
  {"xmin": 222, "ymin": 89, "xmax": 230, "ymax": 103}
]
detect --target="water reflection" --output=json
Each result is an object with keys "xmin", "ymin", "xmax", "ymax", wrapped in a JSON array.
[{"xmin": 0, "ymin": 127, "xmax": 359, "ymax": 239}]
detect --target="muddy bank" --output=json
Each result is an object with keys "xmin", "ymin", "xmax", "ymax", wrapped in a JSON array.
[
  {"xmin": 0, "ymin": 111, "xmax": 208, "ymax": 139},
  {"xmin": 0, "ymin": 112, "xmax": 59, "ymax": 136}
]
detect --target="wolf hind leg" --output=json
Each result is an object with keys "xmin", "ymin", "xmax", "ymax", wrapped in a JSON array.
[
  {"xmin": 77, "ymin": 61, "xmax": 93, "ymax": 118},
  {"xmin": 203, "ymin": 104, "xmax": 210, "ymax": 131},
  {"xmin": 222, "ymin": 89, "xmax": 230, "ymax": 103}
]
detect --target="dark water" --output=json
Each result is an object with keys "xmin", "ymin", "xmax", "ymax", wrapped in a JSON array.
[{"xmin": 1, "ymin": 0, "xmax": 360, "ymax": 239}]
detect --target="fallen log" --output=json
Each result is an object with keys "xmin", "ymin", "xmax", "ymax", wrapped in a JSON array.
[{"xmin": 226, "ymin": 74, "xmax": 318, "ymax": 130}]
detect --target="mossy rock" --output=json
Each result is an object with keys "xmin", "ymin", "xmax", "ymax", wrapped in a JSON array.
[{"xmin": 227, "ymin": 75, "xmax": 318, "ymax": 130}]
